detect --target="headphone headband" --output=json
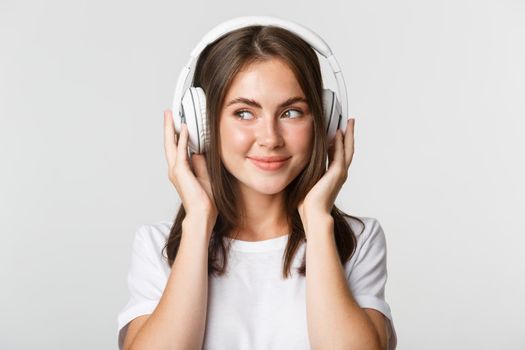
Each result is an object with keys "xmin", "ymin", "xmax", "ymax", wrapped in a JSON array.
[{"xmin": 173, "ymin": 16, "xmax": 348, "ymax": 129}]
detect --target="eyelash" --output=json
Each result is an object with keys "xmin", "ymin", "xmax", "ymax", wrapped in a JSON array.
[{"xmin": 234, "ymin": 108, "xmax": 303, "ymax": 120}]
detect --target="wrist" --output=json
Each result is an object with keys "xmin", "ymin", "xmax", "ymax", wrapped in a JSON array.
[
  {"xmin": 301, "ymin": 213, "xmax": 333, "ymax": 237},
  {"xmin": 182, "ymin": 215, "xmax": 216, "ymax": 239}
]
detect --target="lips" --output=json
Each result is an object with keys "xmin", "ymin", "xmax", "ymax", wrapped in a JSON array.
[
  {"xmin": 247, "ymin": 156, "xmax": 291, "ymax": 162},
  {"xmin": 248, "ymin": 156, "xmax": 291, "ymax": 171}
]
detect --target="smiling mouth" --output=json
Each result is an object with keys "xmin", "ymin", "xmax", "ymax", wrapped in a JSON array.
[{"xmin": 248, "ymin": 157, "xmax": 290, "ymax": 171}]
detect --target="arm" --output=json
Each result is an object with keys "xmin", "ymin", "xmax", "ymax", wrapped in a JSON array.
[
  {"xmin": 304, "ymin": 214, "xmax": 382, "ymax": 350},
  {"xmin": 364, "ymin": 308, "xmax": 390, "ymax": 350},
  {"xmin": 128, "ymin": 217, "xmax": 211, "ymax": 350}
]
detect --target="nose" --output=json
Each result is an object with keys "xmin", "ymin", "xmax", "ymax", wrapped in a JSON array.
[{"xmin": 256, "ymin": 114, "xmax": 284, "ymax": 149}]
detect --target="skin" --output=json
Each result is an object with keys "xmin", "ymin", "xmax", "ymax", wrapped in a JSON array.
[
  {"xmin": 164, "ymin": 57, "xmax": 355, "ymax": 241},
  {"xmin": 218, "ymin": 58, "xmax": 314, "ymax": 241},
  {"xmin": 163, "ymin": 57, "xmax": 389, "ymax": 348}
]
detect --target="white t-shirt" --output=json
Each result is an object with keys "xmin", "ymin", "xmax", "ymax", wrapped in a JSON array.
[{"xmin": 117, "ymin": 216, "xmax": 398, "ymax": 349}]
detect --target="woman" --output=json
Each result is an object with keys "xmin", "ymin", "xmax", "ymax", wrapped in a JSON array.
[{"xmin": 117, "ymin": 23, "xmax": 397, "ymax": 350}]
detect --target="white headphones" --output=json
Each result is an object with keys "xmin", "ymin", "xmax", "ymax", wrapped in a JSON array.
[{"xmin": 172, "ymin": 15, "xmax": 349, "ymax": 155}]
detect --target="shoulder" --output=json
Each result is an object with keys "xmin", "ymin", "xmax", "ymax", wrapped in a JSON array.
[
  {"xmin": 342, "ymin": 215, "xmax": 388, "ymax": 269},
  {"xmin": 134, "ymin": 220, "xmax": 172, "ymax": 247},
  {"xmin": 132, "ymin": 220, "xmax": 172, "ymax": 269},
  {"xmin": 343, "ymin": 215, "xmax": 385, "ymax": 243}
]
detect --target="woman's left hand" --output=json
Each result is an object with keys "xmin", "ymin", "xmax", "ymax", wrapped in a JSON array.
[{"xmin": 298, "ymin": 118, "xmax": 355, "ymax": 228}]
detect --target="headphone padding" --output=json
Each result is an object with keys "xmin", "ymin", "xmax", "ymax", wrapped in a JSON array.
[
  {"xmin": 322, "ymin": 88, "xmax": 342, "ymax": 144},
  {"xmin": 181, "ymin": 87, "xmax": 204, "ymax": 154},
  {"xmin": 194, "ymin": 87, "xmax": 208, "ymax": 154}
]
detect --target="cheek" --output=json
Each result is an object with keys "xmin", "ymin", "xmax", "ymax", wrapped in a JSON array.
[
  {"xmin": 219, "ymin": 121, "xmax": 252, "ymax": 155},
  {"xmin": 286, "ymin": 124, "xmax": 314, "ymax": 154}
]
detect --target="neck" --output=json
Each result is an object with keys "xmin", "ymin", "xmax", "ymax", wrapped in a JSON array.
[{"xmin": 229, "ymin": 185, "xmax": 290, "ymax": 241}]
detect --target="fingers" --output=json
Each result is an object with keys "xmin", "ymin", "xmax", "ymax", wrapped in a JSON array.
[
  {"xmin": 176, "ymin": 121, "xmax": 189, "ymax": 167},
  {"xmin": 164, "ymin": 109, "xmax": 177, "ymax": 166},
  {"xmin": 333, "ymin": 129, "xmax": 345, "ymax": 166},
  {"xmin": 191, "ymin": 153, "xmax": 208, "ymax": 179},
  {"xmin": 344, "ymin": 118, "xmax": 355, "ymax": 167},
  {"xmin": 327, "ymin": 129, "xmax": 343, "ymax": 170},
  {"xmin": 328, "ymin": 116, "xmax": 354, "ymax": 174}
]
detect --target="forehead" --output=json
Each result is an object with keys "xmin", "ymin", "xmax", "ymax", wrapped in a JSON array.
[{"xmin": 224, "ymin": 58, "xmax": 305, "ymax": 100}]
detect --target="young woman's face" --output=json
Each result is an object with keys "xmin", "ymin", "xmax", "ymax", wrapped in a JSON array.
[{"xmin": 219, "ymin": 58, "xmax": 314, "ymax": 196}]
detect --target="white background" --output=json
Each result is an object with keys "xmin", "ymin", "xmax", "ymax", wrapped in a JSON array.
[{"xmin": 1, "ymin": 0, "xmax": 524, "ymax": 349}]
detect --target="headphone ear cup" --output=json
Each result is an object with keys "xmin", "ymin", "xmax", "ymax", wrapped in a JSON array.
[
  {"xmin": 322, "ymin": 88, "xmax": 342, "ymax": 144},
  {"xmin": 181, "ymin": 87, "xmax": 207, "ymax": 154},
  {"xmin": 194, "ymin": 87, "xmax": 208, "ymax": 154}
]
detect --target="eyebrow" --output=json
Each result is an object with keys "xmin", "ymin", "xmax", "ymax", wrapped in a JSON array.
[{"xmin": 225, "ymin": 96, "xmax": 308, "ymax": 109}]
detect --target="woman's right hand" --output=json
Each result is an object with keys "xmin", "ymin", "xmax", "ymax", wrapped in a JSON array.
[{"xmin": 163, "ymin": 109, "xmax": 218, "ymax": 228}]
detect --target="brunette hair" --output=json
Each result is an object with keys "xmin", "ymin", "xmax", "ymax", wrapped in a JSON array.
[{"xmin": 162, "ymin": 25, "xmax": 364, "ymax": 278}]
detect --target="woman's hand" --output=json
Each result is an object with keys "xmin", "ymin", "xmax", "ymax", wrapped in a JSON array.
[
  {"xmin": 163, "ymin": 109, "xmax": 218, "ymax": 227},
  {"xmin": 298, "ymin": 118, "xmax": 355, "ymax": 231}
]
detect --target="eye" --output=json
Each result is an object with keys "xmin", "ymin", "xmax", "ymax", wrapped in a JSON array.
[
  {"xmin": 234, "ymin": 110, "xmax": 254, "ymax": 120},
  {"xmin": 233, "ymin": 108, "xmax": 304, "ymax": 120},
  {"xmin": 282, "ymin": 109, "xmax": 303, "ymax": 119}
]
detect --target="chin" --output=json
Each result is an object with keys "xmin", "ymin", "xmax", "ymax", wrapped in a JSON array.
[
  {"xmin": 243, "ymin": 178, "xmax": 290, "ymax": 195},
  {"xmin": 254, "ymin": 184, "xmax": 286, "ymax": 195}
]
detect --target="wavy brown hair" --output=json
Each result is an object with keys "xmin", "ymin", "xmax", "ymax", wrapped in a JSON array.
[{"xmin": 162, "ymin": 25, "xmax": 364, "ymax": 279}]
